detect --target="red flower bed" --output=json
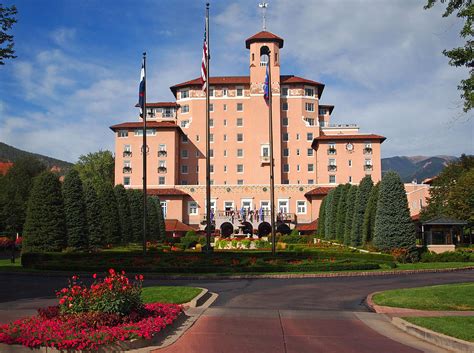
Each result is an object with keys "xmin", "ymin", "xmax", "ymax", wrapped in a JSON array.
[{"xmin": 0, "ymin": 270, "xmax": 182, "ymax": 350}]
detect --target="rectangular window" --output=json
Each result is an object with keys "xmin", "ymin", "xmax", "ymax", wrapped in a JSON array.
[
  {"xmin": 282, "ymin": 133, "xmax": 289, "ymax": 142},
  {"xmin": 181, "ymin": 149, "xmax": 188, "ymax": 158},
  {"xmin": 209, "ymin": 149, "xmax": 214, "ymax": 158},
  {"xmin": 329, "ymin": 175, "xmax": 336, "ymax": 184},
  {"xmin": 123, "ymin": 176, "xmax": 130, "ymax": 186},
  {"xmin": 296, "ymin": 164, "xmax": 300, "ymax": 172},
  {"xmin": 296, "ymin": 149, "xmax": 300, "ymax": 156},
  {"xmin": 209, "ymin": 119, "xmax": 214, "ymax": 128},
  {"xmin": 210, "ymin": 164, "xmax": 214, "ymax": 173},
  {"xmin": 188, "ymin": 201, "xmax": 198, "ymax": 215},
  {"xmin": 181, "ymin": 165, "xmax": 188, "ymax": 174},
  {"xmin": 134, "ymin": 129, "xmax": 156, "ymax": 136},
  {"xmin": 282, "ymin": 102, "xmax": 288, "ymax": 111},
  {"xmin": 223, "ymin": 149, "xmax": 227, "ymax": 157},
  {"xmin": 237, "ymin": 148, "xmax": 244, "ymax": 157},
  {"xmin": 223, "ymin": 119, "xmax": 227, "ymax": 126},
  {"xmin": 158, "ymin": 176, "xmax": 165, "ymax": 185},
  {"xmin": 237, "ymin": 118, "xmax": 243, "ymax": 126},
  {"xmin": 182, "ymin": 105, "xmax": 189, "ymax": 113},
  {"xmin": 123, "ymin": 160, "xmax": 131, "ymax": 168},
  {"xmin": 222, "ymin": 88, "xmax": 228, "ymax": 96},
  {"xmin": 348, "ymin": 160, "xmax": 352, "ymax": 167},
  {"xmin": 308, "ymin": 164, "xmax": 314, "ymax": 172},
  {"xmin": 282, "ymin": 87, "xmax": 289, "ymax": 96},
  {"xmin": 282, "ymin": 117, "xmax": 289, "ymax": 126},
  {"xmin": 307, "ymin": 132, "xmax": 313, "ymax": 141},
  {"xmin": 159, "ymin": 160, "xmax": 166, "ymax": 168},
  {"xmin": 223, "ymin": 104, "xmax": 227, "ymax": 111},
  {"xmin": 304, "ymin": 117, "xmax": 315, "ymax": 126},
  {"xmin": 283, "ymin": 164, "xmax": 290, "ymax": 173},
  {"xmin": 196, "ymin": 135, "xmax": 200, "ymax": 142},
  {"xmin": 180, "ymin": 120, "xmax": 189, "ymax": 128},
  {"xmin": 224, "ymin": 165, "xmax": 227, "ymax": 172},
  {"xmin": 181, "ymin": 90, "xmax": 189, "ymax": 99},
  {"xmin": 182, "ymin": 135, "xmax": 188, "ymax": 143},
  {"xmin": 305, "ymin": 88, "xmax": 315, "ymax": 97},
  {"xmin": 209, "ymin": 87, "xmax": 214, "ymax": 97},
  {"xmin": 237, "ymin": 179, "xmax": 244, "ymax": 185},
  {"xmin": 349, "ymin": 176, "xmax": 352, "ymax": 183},
  {"xmin": 329, "ymin": 158, "xmax": 336, "ymax": 166},
  {"xmin": 296, "ymin": 133, "xmax": 300, "ymax": 140},
  {"xmin": 318, "ymin": 107, "xmax": 327, "ymax": 115},
  {"xmin": 237, "ymin": 164, "xmax": 244, "ymax": 173},
  {"xmin": 236, "ymin": 87, "xmax": 243, "ymax": 96},
  {"xmin": 283, "ymin": 148, "xmax": 289, "ymax": 157},
  {"xmin": 160, "ymin": 201, "xmax": 167, "ymax": 218},
  {"xmin": 297, "ymin": 200, "xmax": 307, "ymax": 214},
  {"xmin": 223, "ymin": 134, "xmax": 227, "ymax": 141},
  {"xmin": 181, "ymin": 180, "xmax": 188, "ymax": 185},
  {"xmin": 118, "ymin": 130, "xmax": 128, "ymax": 138},
  {"xmin": 305, "ymin": 102, "xmax": 315, "ymax": 112},
  {"xmin": 210, "ymin": 133, "xmax": 214, "ymax": 143},
  {"xmin": 159, "ymin": 144, "xmax": 166, "ymax": 152},
  {"xmin": 237, "ymin": 133, "xmax": 243, "ymax": 142},
  {"xmin": 308, "ymin": 179, "xmax": 314, "ymax": 184},
  {"xmin": 209, "ymin": 103, "xmax": 214, "ymax": 112},
  {"xmin": 307, "ymin": 148, "xmax": 314, "ymax": 156},
  {"xmin": 196, "ymin": 151, "xmax": 200, "ymax": 157},
  {"xmin": 237, "ymin": 103, "xmax": 243, "ymax": 111}
]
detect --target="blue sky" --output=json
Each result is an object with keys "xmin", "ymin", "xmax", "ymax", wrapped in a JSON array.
[{"xmin": 0, "ymin": 0, "xmax": 472, "ymax": 162}]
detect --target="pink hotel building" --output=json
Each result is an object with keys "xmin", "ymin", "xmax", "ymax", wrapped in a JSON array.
[{"xmin": 110, "ymin": 31, "xmax": 389, "ymax": 236}]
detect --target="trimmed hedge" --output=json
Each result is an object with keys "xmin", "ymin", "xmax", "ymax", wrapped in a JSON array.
[
  {"xmin": 420, "ymin": 251, "xmax": 474, "ymax": 263},
  {"xmin": 21, "ymin": 251, "xmax": 390, "ymax": 273}
]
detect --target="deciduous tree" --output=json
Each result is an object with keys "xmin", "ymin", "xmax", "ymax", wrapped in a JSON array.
[{"xmin": 75, "ymin": 151, "xmax": 115, "ymax": 190}]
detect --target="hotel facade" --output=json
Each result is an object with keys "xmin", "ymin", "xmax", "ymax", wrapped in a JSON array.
[{"xmin": 111, "ymin": 31, "xmax": 391, "ymax": 236}]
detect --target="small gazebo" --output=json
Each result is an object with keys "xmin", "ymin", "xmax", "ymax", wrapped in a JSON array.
[{"xmin": 422, "ymin": 216, "xmax": 470, "ymax": 253}]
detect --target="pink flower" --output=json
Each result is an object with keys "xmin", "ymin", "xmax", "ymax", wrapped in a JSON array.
[{"xmin": 92, "ymin": 273, "xmax": 97, "ymax": 279}]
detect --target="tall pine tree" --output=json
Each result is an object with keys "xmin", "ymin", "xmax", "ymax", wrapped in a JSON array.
[
  {"xmin": 362, "ymin": 182, "xmax": 380, "ymax": 246},
  {"xmin": 343, "ymin": 185, "xmax": 358, "ymax": 245},
  {"xmin": 328, "ymin": 185, "xmax": 343, "ymax": 240},
  {"xmin": 23, "ymin": 171, "xmax": 66, "ymax": 252},
  {"xmin": 335, "ymin": 183, "xmax": 351, "ymax": 242},
  {"xmin": 63, "ymin": 169, "xmax": 88, "ymax": 250},
  {"xmin": 97, "ymin": 182, "xmax": 121, "ymax": 246},
  {"xmin": 351, "ymin": 176, "xmax": 373, "ymax": 246},
  {"xmin": 128, "ymin": 189, "xmax": 144, "ymax": 243},
  {"xmin": 155, "ymin": 197, "xmax": 167, "ymax": 242},
  {"xmin": 147, "ymin": 197, "xmax": 160, "ymax": 241},
  {"xmin": 83, "ymin": 180, "xmax": 103, "ymax": 250},
  {"xmin": 374, "ymin": 171, "xmax": 416, "ymax": 251},
  {"xmin": 324, "ymin": 190, "xmax": 335, "ymax": 239},
  {"xmin": 317, "ymin": 197, "xmax": 327, "ymax": 239},
  {"xmin": 114, "ymin": 184, "xmax": 132, "ymax": 244}
]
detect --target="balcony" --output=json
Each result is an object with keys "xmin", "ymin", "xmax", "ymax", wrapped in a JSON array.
[
  {"xmin": 260, "ymin": 155, "xmax": 271, "ymax": 164},
  {"xmin": 158, "ymin": 166, "xmax": 167, "ymax": 174},
  {"xmin": 158, "ymin": 150, "xmax": 167, "ymax": 157},
  {"xmin": 363, "ymin": 147, "xmax": 373, "ymax": 154},
  {"xmin": 328, "ymin": 165, "xmax": 337, "ymax": 172},
  {"xmin": 123, "ymin": 151, "xmax": 132, "ymax": 157},
  {"xmin": 364, "ymin": 165, "xmax": 373, "ymax": 171},
  {"xmin": 123, "ymin": 166, "xmax": 132, "ymax": 174},
  {"xmin": 162, "ymin": 112, "xmax": 174, "ymax": 118},
  {"xmin": 327, "ymin": 148, "xmax": 337, "ymax": 155}
]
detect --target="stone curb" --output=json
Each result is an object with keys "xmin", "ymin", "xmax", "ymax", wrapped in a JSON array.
[
  {"xmin": 2, "ymin": 265, "xmax": 473, "ymax": 280},
  {"xmin": 391, "ymin": 317, "xmax": 474, "ymax": 352},
  {"xmin": 0, "ymin": 289, "xmax": 219, "ymax": 353}
]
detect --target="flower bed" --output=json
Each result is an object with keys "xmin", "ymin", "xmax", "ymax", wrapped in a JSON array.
[{"xmin": 0, "ymin": 270, "xmax": 182, "ymax": 351}]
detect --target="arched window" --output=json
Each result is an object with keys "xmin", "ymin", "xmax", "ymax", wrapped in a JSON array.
[{"xmin": 260, "ymin": 46, "xmax": 270, "ymax": 66}]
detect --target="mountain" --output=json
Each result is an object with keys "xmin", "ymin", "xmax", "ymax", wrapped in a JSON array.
[
  {"xmin": 382, "ymin": 155, "xmax": 457, "ymax": 182},
  {"xmin": 0, "ymin": 142, "xmax": 73, "ymax": 173}
]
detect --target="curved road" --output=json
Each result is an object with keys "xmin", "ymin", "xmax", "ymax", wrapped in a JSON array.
[{"xmin": 0, "ymin": 270, "xmax": 473, "ymax": 352}]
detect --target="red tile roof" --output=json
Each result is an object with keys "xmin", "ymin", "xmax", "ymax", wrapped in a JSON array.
[
  {"xmin": 147, "ymin": 188, "xmax": 189, "ymax": 196},
  {"xmin": 134, "ymin": 102, "xmax": 179, "ymax": 108},
  {"xmin": 296, "ymin": 219, "xmax": 318, "ymax": 231},
  {"xmin": 170, "ymin": 75, "xmax": 325, "ymax": 96},
  {"xmin": 0, "ymin": 162, "xmax": 13, "ymax": 175},
  {"xmin": 245, "ymin": 31, "xmax": 284, "ymax": 49},
  {"xmin": 304, "ymin": 187, "xmax": 334, "ymax": 197},
  {"xmin": 165, "ymin": 219, "xmax": 196, "ymax": 232},
  {"xmin": 109, "ymin": 121, "xmax": 181, "ymax": 131},
  {"xmin": 314, "ymin": 133, "xmax": 386, "ymax": 142}
]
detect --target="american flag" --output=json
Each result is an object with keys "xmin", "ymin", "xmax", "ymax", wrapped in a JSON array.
[{"xmin": 201, "ymin": 27, "xmax": 208, "ymax": 91}]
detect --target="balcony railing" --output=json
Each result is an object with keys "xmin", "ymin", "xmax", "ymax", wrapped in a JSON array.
[
  {"xmin": 363, "ymin": 147, "xmax": 373, "ymax": 154},
  {"xmin": 123, "ymin": 151, "xmax": 132, "ymax": 157},
  {"xmin": 328, "ymin": 165, "xmax": 337, "ymax": 172},
  {"xmin": 202, "ymin": 210, "xmax": 296, "ymax": 223},
  {"xmin": 327, "ymin": 148, "xmax": 337, "ymax": 155},
  {"xmin": 123, "ymin": 167, "xmax": 132, "ymax": 174},
  {"xmin": 162, "ymin": 112, "xmax": 174, "ymax": 118},
  {"xmin": 158, "ymin": 166, "xmax": 167, "ymax": 173},
  {"xmin": 158, "ymin": 150, "xmax": 167, "ymax": 157},
  {"xmin": 364, "ymin": 165, "xmax": 373, "ymax": 171}
]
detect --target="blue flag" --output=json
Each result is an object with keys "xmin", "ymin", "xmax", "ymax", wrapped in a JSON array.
[
  {"xmin": 263, "ymin": 63, "xmax": 270, "ymax": 103},
  {"xmin": 138, "ymin": 60, "xmax": 145, "ymax": 118}
]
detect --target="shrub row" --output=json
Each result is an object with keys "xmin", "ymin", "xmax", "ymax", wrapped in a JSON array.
[{"xmin": 420, "ymin": 250, "xmax": 474, "ymax": 263}]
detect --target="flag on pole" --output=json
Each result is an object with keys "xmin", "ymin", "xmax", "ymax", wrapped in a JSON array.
[
  {"xmin": 201, "ymin": 26, "xmax": 208, "ymax": 91},
  {"xmin": 138, "ymin": 60, "xmax": 145, "ymax": 118},
  {"xmin": 263, "ymin": 63, "xmax": 270, "ymax": 102}
]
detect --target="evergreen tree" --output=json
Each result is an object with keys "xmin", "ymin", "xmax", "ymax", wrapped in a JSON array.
[
  {"xmin": 351, "ymin": 176, "xmax": 373, "ymax": 246},
  {"xmin": 23, "ymin": 171, "xmax": 66, "ymax": 252},
  {"xmin": 324, "ymin": 190, "xmax": 334, "ymax": 239},
  {"xmin": 343, "ymin": 185, "xmax": 358, "ymax": 245},
  {"xmin": 362, "ymin": 182, "xmax": 380, "ymax": 246},
  {"xmin": 128, "ymin": 189, "xmax": 144, "ymax": 243},
  {"xmin": 147, "ymin": 197, "xmax": 160, "ymax": 241},
  {"xmin": 1, "ymin": 157, "xmax": 45, "ymax": 234},
  {"xmin": 317, "ymin": 197, "xmax": 327, "ymax": 239},
  {"xmin": 328, "ymin": 185, "xmax": 343, "ymax": 240},
  {"xmin": 114, "ymin": 184, "xmax": 132, "ymax": 244},
  {"xmin": 83, "ymin": 180, "xmax": 103, "ymax": 250},
  {"xmin": 335, "ymin": 184, "xmax": 351, "ymax": 242},
  {"xmin": 374, "ymin": 171, "xmax": 416, "ymax": 251},
  {"xmin": 63, "ymin": 169, "xmax": 88, "ymax": 250},
  {"xmin": 155, "ymin": 197, "xmax": 167, "ymax": 242},
  {"xmin": 97, "ymin": 182, "xmax": 121, "ymax": 246}
]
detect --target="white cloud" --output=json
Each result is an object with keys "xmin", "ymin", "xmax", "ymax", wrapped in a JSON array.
[{"xmin": 51, "ymin": 27, "xmax": 76, "ymax": 47}]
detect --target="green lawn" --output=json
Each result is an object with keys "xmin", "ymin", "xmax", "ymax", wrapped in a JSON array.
[
  {"xmin": 404, "ymin": 316, "xmax": 474, "ymax": 342},
  {"xmin": 141, "ymin": 286, "xmax": 202, "ymax": 304},
  {"xmin": 373, "ymin": 282, "xmax": 474, "ymax": 311}
]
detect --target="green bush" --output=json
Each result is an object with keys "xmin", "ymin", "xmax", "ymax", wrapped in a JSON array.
[
  {"xmin": 420, "ymin": 251, "xmax": 472, "ymax": 263},
  {"xmin": 180, "ymin": 232, "xmax": 199, "ymax": 249},
  {"xmin": 241, "ymin": 239, "xmax": 251, "ymax": 249},
  {"xmin": 280, "ymin": 234, "xmax": 310, "ymax": 244}
]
